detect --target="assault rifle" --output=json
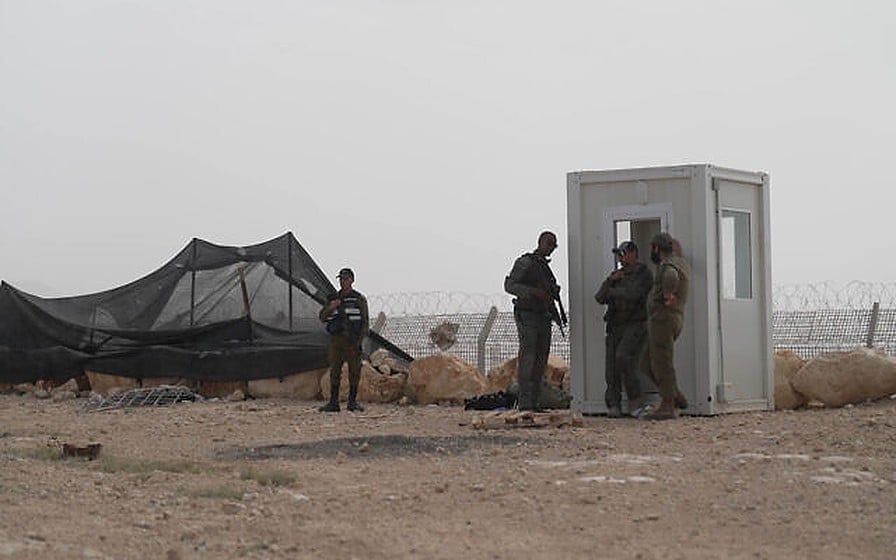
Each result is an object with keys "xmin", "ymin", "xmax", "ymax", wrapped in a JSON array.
[
  {"xmin": 550, "ymin": 291, "xmax": 568, "ymax": 339},
  {"xmin": 531, "ymin": 256, "xmax": 569, "ymax": 338}
]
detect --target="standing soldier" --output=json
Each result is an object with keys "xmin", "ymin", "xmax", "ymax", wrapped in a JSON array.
[
  {"xmin": 640, "ymin": 233, "xmax": 690, "ymax": 420},
  {"xmin": 504, "ymin": 231, "xmax": 564, "ymax": 411},
  {"xmin": 594, "ymin": 240, "xmax": 653, "ymax": 418},
  {"xmin": 318, "ymin": 267, "xmax": 369, "ymax": 413}
]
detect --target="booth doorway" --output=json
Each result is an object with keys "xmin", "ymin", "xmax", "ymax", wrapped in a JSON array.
[{"xmin": 602, "ymin": 206, "xmax": 670, "ymax": 404}]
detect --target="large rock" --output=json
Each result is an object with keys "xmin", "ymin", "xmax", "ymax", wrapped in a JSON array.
[
  {"xmin": 196, "ymin": 380, "xmax": 248, "ymax": 398},
  {"xmin": 486, "ymin": 354, "xmax": 570, "ymax": 393},
  {"xmin": 774, "ymin": 350, "xmax": 809, "ymax": 410},
  {"xmin": 320, "ymin": 362, "xmax": 406, "ymax": 403},
  {"xmin": 791, "ymin": 347, "xmax": 896, "ymax": 407},
  {"xmin": 429, "ymin": 321, "xmax": 459, "ymax": 351},
  {"xmin": 247, "ymin": 369, "xmax": 326, "ymax": 399},
  {"xmin": 369, "ymin": 348, "xmax": 409, "ymax": 374},
  {"xmin": 85, "ymin": 372, "xmax": 191, "ymax": 395},
  {"xmin": 406, "ymin": 353, "xmax": 488, "ymax": 404},
  {"xmin": 86, "ymin": 371, "xmax": 139, "ymax": 395}
]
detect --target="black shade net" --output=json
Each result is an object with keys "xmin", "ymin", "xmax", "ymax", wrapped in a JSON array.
[{"xmin": 0, "ymin": 232, "xmax": 411, "ymax": 384}]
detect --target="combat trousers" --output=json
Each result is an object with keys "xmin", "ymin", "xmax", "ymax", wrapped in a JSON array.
[
  {"xmin": 514, "ymin": 308, "xmax": 552, "ymax": 410},
  {"xmin": 326, "ymin": 335, "xmax": 362, "ymax": 401},
  {"xmin": 604, "ymin": 321, "xmax": 646, "ymax": 408},
  {"xmin": 640, "ymin": 310, "xmax": 683, "ymax": 400}
]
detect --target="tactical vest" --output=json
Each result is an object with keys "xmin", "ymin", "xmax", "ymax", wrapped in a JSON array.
[
  {"xmin": 603, "ymin": 262, "xmax": 651, "ymax": 325},
  {"xmin": 324, "ymin": 290, "xmax": 365, "ymax": 337},
  {"xmin": 513, "ymin": 253, "xmax": 557, "ymax": 313}
]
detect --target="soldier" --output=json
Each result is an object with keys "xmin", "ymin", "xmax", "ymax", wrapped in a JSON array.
[
  {"xmin": 640, "ymin": 233, "xmax": 690, "ymax": 420},
  {"xmin": 318, "ymin": 267, "xmax": 369, "ymax": 413},
  {"xmin": 594, "ymin": 240, "xmax": 653, "ymax": 418},
  {"xmin": 504, "ymin": 231, "xmax": 563, "ymax": 411}
]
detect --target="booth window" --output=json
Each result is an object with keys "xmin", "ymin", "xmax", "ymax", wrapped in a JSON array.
[{"xmin": 721, "ymin": 210, "xmax": 752, "ymax": 299}]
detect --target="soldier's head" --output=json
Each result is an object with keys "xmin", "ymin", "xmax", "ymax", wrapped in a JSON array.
[
  {"xmin": 671, "ymin": 238, "xmax": 682, "ymax": 257},
  {"xmin": 535, "ymin": 231, "xmax": 558, "ymax": 257},
  {"xmin": 612, "ymin": 240, "xmax": 639, "ymax": 266},
  {"xmin": 337, "ymin": 267, "xmax": 355, "ymax": 290},
  {"xmin": 650, "ymin": 232, "xmax": 674, "ymax": 264}
]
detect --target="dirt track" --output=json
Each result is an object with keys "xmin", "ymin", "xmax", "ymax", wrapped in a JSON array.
[{"xmin": 1, "ymin": 394, "xmax": 895, "ymax": 559}]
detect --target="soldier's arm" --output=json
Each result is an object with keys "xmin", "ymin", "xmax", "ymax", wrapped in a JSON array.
[
  {"xmin": 594, "ymin": 278, "xmax": 612, "ymax": 304},
  {"xmin": 319, "ymin": 298, "xmax": 338, "ymax": 322},
  {"xmin": 358, "ymin": 294, "xmax": 370, "ymax": 339},
  {"xmin": 660, "ymin": 265, "xmax": 680, "ymax": 304}
]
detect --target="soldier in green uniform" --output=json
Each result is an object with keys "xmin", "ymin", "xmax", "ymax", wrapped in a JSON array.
[
  {"xmin": 640, "ymin": 233, "xmax": 690, "ymax": 420},
  {"xmin": 318, "ymin": 267, "xmax": 369, "ymax": 413},
  {"xmin": 595, "ymin": 240, "xmax": 653, "ymax": 418},
  {"xmin": 504, "ymin": 231, "xmax": 562, "ymax": 411}
]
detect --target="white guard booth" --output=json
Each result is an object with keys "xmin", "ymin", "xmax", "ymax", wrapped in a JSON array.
[{"xmin": 566, "ymin": 164, "xmax": 773, "ymax": 415}]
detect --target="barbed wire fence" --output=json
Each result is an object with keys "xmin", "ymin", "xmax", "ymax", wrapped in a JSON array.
[{"xmin": 368, "ymin": 282, "xmax": 896, "ymax": 370}]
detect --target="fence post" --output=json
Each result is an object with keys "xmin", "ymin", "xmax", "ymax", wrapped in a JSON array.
[
  {"xmin": 477, "ymin": 306, "xmax": 499, "ymax": 374},
  {"xmin": 372, "ymin": 311, "xmax": 387, "ymax": 334},
  {"xmin": 866, "ymin": 301, "xmax": 880, "ymax": 348}
]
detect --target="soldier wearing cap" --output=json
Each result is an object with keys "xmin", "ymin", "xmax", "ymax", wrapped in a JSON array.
[
  {"xmin": 640, "ymin": 233, "xmax": 691, "ymax": 420},
  {"xmin": 318, "ymin": 267, "xmax": 369, "ymax": 413},
  {"xmin": 594, "ymin": 240, "xmax": 653, "ymax": 417}
]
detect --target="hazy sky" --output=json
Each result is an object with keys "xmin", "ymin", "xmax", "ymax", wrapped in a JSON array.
[{"xmin": 1, "ymin": 1, "xmax": 894, "ymax": 298}]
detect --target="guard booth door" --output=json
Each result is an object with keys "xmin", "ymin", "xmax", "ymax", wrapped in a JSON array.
[{"xmin": 714, "ymin": 178, "xmax": 767, "ymax": 404}]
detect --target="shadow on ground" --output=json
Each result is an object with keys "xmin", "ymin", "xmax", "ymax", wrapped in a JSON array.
[{"xmin": 220, "ymin": 434, "xmax": 529, "ymax": 460}]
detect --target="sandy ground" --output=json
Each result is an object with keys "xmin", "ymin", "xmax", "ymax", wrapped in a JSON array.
[{"xmin": 1, "ymin": 393, "xmax": 895, "ymax": 560}]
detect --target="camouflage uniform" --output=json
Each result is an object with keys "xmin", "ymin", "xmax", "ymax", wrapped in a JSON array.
[
  {"xmin": 595, "ymin": 260, "xmax": 653, "ymax": 411},
  {"xmin": 505, "ymin": 251, "xmax": 560, "ymax": 410},
  {"xmin": 640, "ymin": 241, "xmax": 690, "ymax": 402}
]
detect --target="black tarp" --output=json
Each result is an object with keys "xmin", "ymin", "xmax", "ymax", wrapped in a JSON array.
[{"xmin": 0, "ymin": 232, "xmax": 411, "ymax": 384}]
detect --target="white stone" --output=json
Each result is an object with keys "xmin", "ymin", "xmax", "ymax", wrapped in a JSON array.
[
  {"xmin": 791, "ymin": 347, "xmax": 896, "ymax": 407},
  {"xmin": 246, "ymin": 369, "xmax": 326, "ymax": 399},
  {"xmin": 773, "ymin": 350, "xmax": 809, "ymax": 410}
]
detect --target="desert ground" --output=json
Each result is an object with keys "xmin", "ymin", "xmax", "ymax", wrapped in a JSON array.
[{"xmin": 1, "ymin": 393, "xmax": 894, "ymax": 560}]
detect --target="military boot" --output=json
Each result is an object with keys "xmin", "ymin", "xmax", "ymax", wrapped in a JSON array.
[
  {"xmin": 318, "ymin": 400, "xmax": 340, "ymax": 412},
  {"xmin": 673, "ymin": 390, "xmax": 688, "ymax": 410},
  {"xmin": 318, "ymin": 382, "xmax": 341, "ymax": 412},
  {"xmin": 641, "ymin": 398, "xmax": 678, "ymax": 421},
  {"xmin": 346, "ymin": 385, "xmax": 364, "ymax": 413},
  {"xmin": 516, "ymin": 379, "xmax": 536, "ymax": 411},
  {"xmin": 529, "ymin": 382, "xmax": 543, "ymax": 412}
]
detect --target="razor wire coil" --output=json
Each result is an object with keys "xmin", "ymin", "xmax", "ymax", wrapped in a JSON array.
[{"xmin": 368, "ymin": 283, "xmax": 896, "ymax": 365}]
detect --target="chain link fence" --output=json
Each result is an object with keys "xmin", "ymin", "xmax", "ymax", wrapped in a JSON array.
[{"xmin": 369, "ymin": 282, "xmax": 896, "ymax": 370}]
